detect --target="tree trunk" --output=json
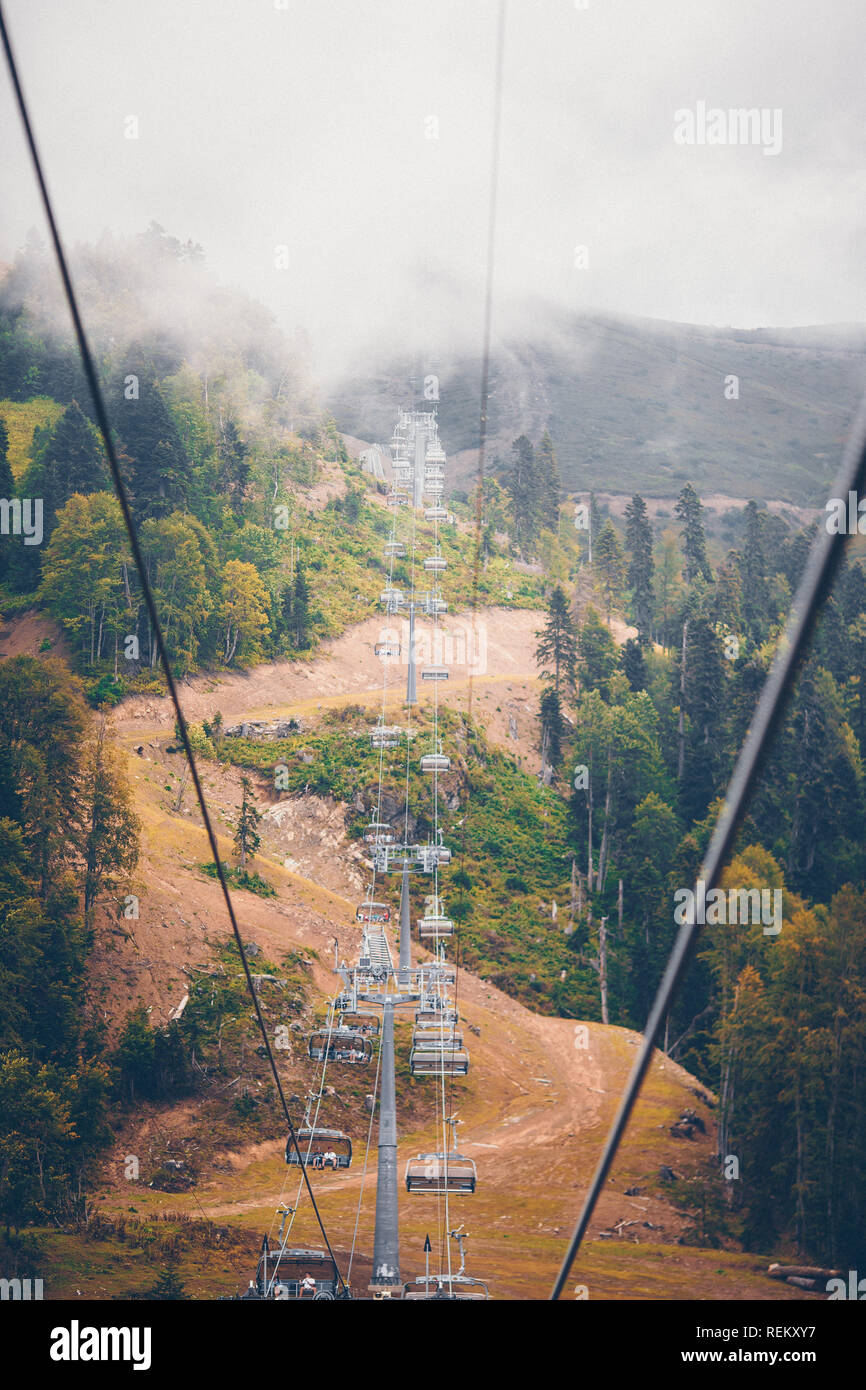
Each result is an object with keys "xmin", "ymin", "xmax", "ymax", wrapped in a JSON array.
[
  {"xmin": 677, "ymin": 619, "xmax": 688, "ymax": 780},
  {"xmin": 598, "ymin": 916, "xmax": 609, "ymax": 1024}
]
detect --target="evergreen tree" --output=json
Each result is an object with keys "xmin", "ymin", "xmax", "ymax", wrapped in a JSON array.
[
  {"xmin": 678, "ymin": 616, "xmax": 725, "ymax": 820},
  {"xmin": 539, "ymin": 686, "xmax": 564, "ymax": 768},
  {"xmin": 234, "ymin": 775, "xmax": 261, "ymax": 872},
  {"xmin": 291, "ymin": 564, "xmax": 311, "ymax": 649},
  {"xmin": 116, "ymin": 373, "xmax": 190, "ymax": 521},
  {"xmin": 504, "ymin": 435, "xmax": 538, "ymax": 552},
  {"xmin": 280, "ymin": 580, "xmax": 293, "ymax": 643},
  {"xmin": 577, "ymin": 605, "xmax": 618, "ymax": 695},
  {"xmin": 36, "ymin": 401, "xmax": 109, "ymax": 528},
  {"xmin": 621, "ymin": 637, "xmax": 647, "ymax": 691},
  {"xmin": 82, "ymin": 720, "xmax": 141, "ymax": 929},
  {"xmin": 536, "ymin": 430, "xmax": 562, "ymax": 531},
  {"xmin": 217, "ymin": 416, "xmax": 249, "ymax": 515},
  {"xmin": 535, "ymin": 585, "xmax": 577, "ymax": 694},
  {"xmin": 594, "ymin": 519, "xmax": 626, "ymax": 620},
  {"xmin": 675, "ymin": 483, "xmax": 712, "ymax": 584},
  {"xmin": 624, "ymin": 494, "xmax": 654, "ymax": 643},
  {"xmin": 738, "ymin": 501, "xmax": 770, "ymax": 642},
  {"xmin": 150, "ymin": 1247, "xmax": 188, "ymax": 1300}
]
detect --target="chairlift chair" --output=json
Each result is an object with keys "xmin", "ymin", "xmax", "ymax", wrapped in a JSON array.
[
  {"xmin": 252, "ymin": 1246, "xmax": 340, "ymax": 1301},
  {"xmin": 405, "ymin": 1152, "xmax": 476, "ymax": 1195},
  {"xmin": 409, "ymin": 1045, "xmax": 469, "ymax": 1077},
  {"xmin": 286, "ymin": 1128, "xmax": 352, "ymax": 1170},
  {"xmin": 420, "ymin": 594, "xmax": 447, "ymax": 615},
  {"xmin": 356, "ymin": 900, "xmax": 391, "ymax": 924},
  {"xmin": 370, "ymin": 723, "xmax": 401, "ymax": 748},
  {"xmin": 419, "ymin": 746, "xmax": 451, "ymax": 773},
  {"xmin": 363, "ymin": 821, "xmax": 396, "ymax": 846},
  {"xmin": 411, "ymin": 1024, "xmax": 464, "ymax": 1049},
  {"xmin": 339, "ymin": 1011, "xmax": 381, "ymax": 1037},
  {"xmin": 418, "ymin": 913, "xmax": 454, "ymax": 939},
  {"xmin": 424, "ymin": 506, "xmax": 447, "ymax": 522},
  {"xmin": 308, "ymin": 1028, "xmax": 373, "ymax": 1065}
]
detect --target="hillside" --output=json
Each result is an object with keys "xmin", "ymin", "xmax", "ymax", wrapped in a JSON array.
[
  {"xmin": 25, "ymin": 613, "xmax": 807, "ymax": 1302},
  {"xmin": 327, "ymin": 310, "xmax": 866, "ymax": 506}
]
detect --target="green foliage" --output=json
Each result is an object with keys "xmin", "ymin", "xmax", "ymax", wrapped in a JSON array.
[
  {"xmin": 624, "ymin": 494, "xmax": 654, "ymax": 642},
  {"xmin": 199, "ymin": 862, "xmax": 275, "ymax": 897},
  {"xmin": 594, "ymin": 519, "xmax": 626, "ymax": 620},
  {"xmin": 536, "ymin": 585, "xmax": 577, "ymax": 695}
]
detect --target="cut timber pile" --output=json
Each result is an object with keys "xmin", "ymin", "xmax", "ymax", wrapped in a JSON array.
[{"xmin": 767, "ymin": 1263, "xmax": 842, "ymax": 1292}]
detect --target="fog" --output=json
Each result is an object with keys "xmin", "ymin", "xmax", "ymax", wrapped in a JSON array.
[{"xmin": 2, "ymin": 0, "xmax": 866, "ymax": 385}]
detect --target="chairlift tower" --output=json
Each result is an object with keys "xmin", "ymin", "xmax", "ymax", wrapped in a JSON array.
[{"xmin": 369, "ymin": 998, "xmax": 402, "ymax": 1293}]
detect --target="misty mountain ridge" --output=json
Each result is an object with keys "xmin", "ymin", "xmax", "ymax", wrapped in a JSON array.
[{"xmin": 327, "ymin": 308, "xmax": 866, "ymax": 507}]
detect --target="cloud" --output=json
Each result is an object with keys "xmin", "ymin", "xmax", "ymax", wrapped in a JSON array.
[{"xmin": 2, "ymin": 0, "xmax": 866, "ymax": 387}]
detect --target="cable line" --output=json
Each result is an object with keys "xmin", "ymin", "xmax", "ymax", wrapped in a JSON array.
[
  {"xmin": 550, "ymin": 396, "xmax": 866, "ymax": 1300},
  {"xmin": 0, "ymin": 3, "xmax": 348, "ymax": 1293}
]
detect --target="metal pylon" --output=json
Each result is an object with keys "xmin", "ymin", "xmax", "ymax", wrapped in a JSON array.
[
  {"xmin": 369, "ymin": 999, "xmax": 401, "ymax": 1292},
  {"xmin": 398, "ymin": 860, "xmax": 412, "ymax": 984}
]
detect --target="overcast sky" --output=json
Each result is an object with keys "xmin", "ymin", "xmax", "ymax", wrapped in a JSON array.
[{"xmin": 2, "ymin": 0, "xmax": 866, "ymax": 379}]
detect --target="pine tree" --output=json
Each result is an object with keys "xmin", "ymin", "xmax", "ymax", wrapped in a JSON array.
[
  {"xmin": 41, "ymin": 401, "xmax": 108, "ymax": 522},
  {"xmin": 116, "ymin": 372, "xmax": 190, "ymax": 521},
  {"xmin": 675, "ymin": 483, "xmax": 712, "ymax": 585},
  {"xmin": 577, "ymin": 606, "xmax": 618, "ymax": 694},
  {"xmin": 150, "ymin": 1246, "xmax": 188, "ymax": 1300},
  {"xmin": 291, "ymin": 565, "xmax": 311, "ymax": 649},
  {"xmin": 624, "ymin": 494, "xmax": 654, "ymax": 643},
  {"xmin": 539, "ymin": 686, "xmax": 564, "ymax": 769},
  {"xmin": 536, "ymin": 430, "xmax": 562, "ymax": 531},
  {"xmin": 217, "ymin": 416, "xmax": 249, "ymax": 515},
  {"xmin": 678, "ymin": 616, "xmax": 725, "ymax": 820},
  {"xmin": 505, "ymin": 435, "xmax": 538, "ymax": 553},
  {"xmin": 738, "ymin": 501, "xmax": 769, "ymax": 642},
  {"xmin": 594, "ymin": 519, "xmax": 626, "ymax": 620},
  {"xmin": 280, "ymin": 581, "xmax": 293, "ymax": 643},
  {"xmin": 234, "ymin": 775, "xmax": 261, "ymax": 873},
  {"xmin": 621, "ymin": 637, "xmax": 647, "ymax": 691},
  {"xmin": 535, "ymin": 585, "xmax": 577, "ymax": 694}
]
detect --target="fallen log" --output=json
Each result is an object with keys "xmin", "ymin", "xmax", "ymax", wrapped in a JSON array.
[{"xmin": 767, "ymin": 1263, "xmax": 842, "ymax": 1281}]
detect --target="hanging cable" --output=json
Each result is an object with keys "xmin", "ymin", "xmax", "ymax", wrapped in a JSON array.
[
  {"xmin": 550, "ymin": 397, "xmax": 866, "ymax": 1299},
  {"xmin": 0, "ymin": 4, "xmax": 348, "ymax": 1293}
]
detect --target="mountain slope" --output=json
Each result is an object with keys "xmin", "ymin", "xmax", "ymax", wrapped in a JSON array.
[{"xmin": 327, "ymin": 311, "xmax": 866, "ymax": 505}]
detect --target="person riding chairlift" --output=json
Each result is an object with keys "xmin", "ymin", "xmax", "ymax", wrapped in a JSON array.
[{"xmin": 300, "ymin": 1273, "xmax": 317, "ymax": 1298}]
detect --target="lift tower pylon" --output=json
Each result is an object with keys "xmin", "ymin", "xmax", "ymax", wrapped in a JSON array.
[
  {"xmin": 398, "ymin": 860, "xmax": 412, "ymax": 984},
  {"xmin": 369, "ymin": 998, "xmax": 401, "ymax": 1293}
]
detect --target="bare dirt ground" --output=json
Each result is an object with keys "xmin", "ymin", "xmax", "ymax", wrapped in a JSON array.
[
  {"xmin": 113, "ymin": 605, "xmax": 635, "ymax": 781},
  {"xmin": 0, "ymin": 608, "xmax": 67, "ymax": 661}
]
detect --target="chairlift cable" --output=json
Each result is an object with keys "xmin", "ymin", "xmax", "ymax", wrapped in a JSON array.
[
  {"xmin": 0, "ymin": 6, "xmax": 348, "ymax": 1293},
  {"xmin": 550, "ymin": 396, "xmax": 866, "ymax": 1300}
]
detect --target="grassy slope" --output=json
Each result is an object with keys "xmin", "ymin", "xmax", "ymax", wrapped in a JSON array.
[{"xmin": 0, "ymin": 396, "xmax": 63, "ymax": 479}]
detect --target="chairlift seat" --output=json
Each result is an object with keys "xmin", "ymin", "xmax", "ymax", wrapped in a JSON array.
[{"xmin": 405, "ymin": 1153, "xmax": 476, "ymax": 1194}]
